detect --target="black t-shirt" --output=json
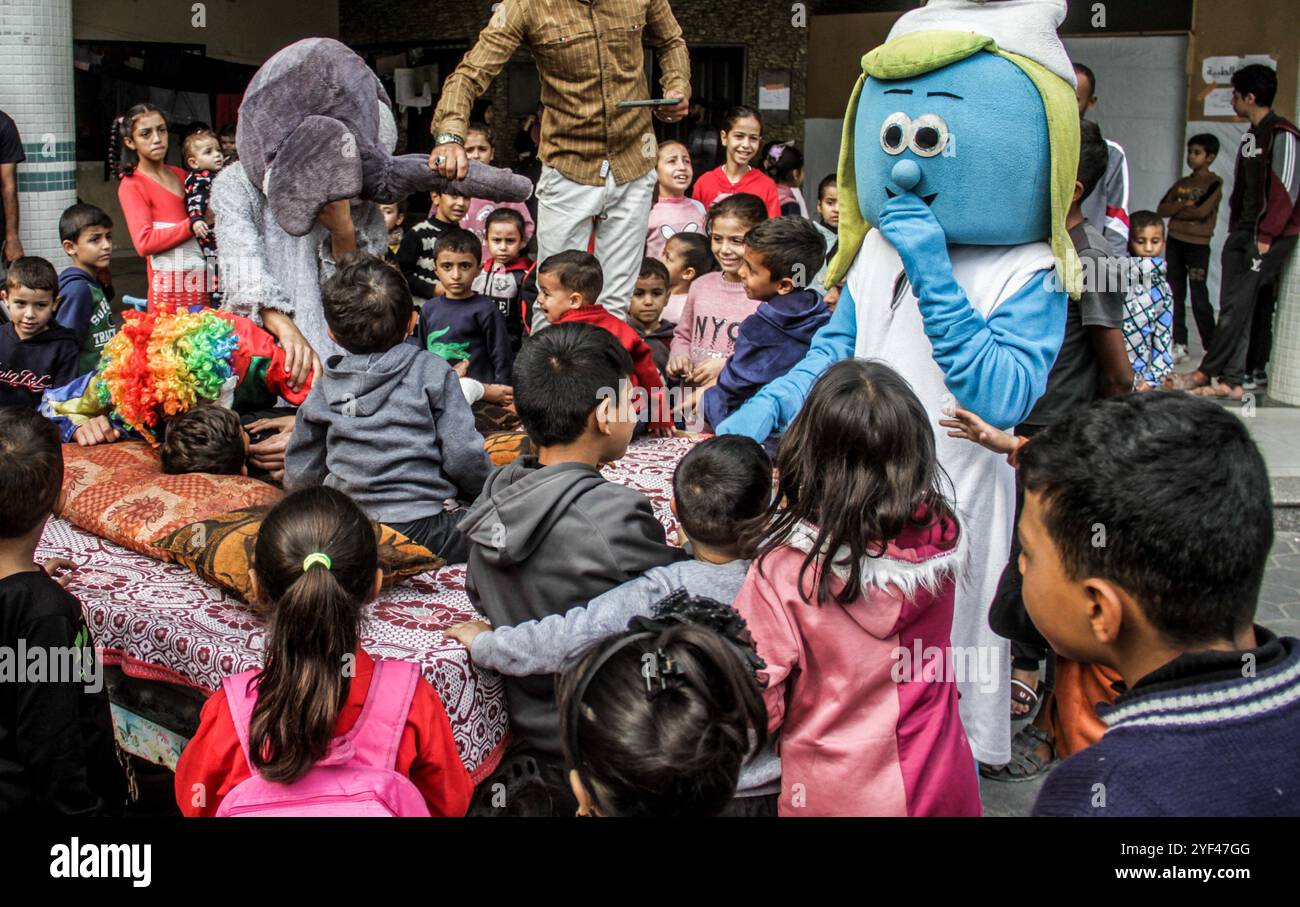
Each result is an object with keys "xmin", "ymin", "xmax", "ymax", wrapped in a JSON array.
[
  {"xmin": 0, "ymin": 569, "xmax": 125, "ymax": 816},
  {"xmin": 1021, "ymin": 222, "xmax": 1126, "ymax": 429},
  {"xmin": 0, "ymin": 110, "xmax": 25, "ymax": 259}
]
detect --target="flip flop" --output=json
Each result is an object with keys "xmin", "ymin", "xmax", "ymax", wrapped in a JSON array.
[{"xmin": 1010, "ymin": 678, "xmax": 1042, "ymax": 719}]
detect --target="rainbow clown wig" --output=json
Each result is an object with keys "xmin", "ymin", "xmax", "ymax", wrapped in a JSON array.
[
  {"xmin": 42, "ymin": 308, "xmax": 310, "ymax": 446},
  {"xmin": 41, "ymin": 310, "xmax": 239, "ymax": 444},
  {"xmin": 97, "ymin": 310, "xmax": 240, "ymax": 438}
]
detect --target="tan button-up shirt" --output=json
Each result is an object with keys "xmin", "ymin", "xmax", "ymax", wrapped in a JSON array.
[{"xmin": 432, "ymin": 0, "xmax": 691, "ymax": 187}]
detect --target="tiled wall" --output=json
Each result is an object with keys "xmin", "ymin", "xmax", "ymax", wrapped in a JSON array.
[{"xmin": 0, "ymin": 0, "xmax": 76, "ymax": 264}]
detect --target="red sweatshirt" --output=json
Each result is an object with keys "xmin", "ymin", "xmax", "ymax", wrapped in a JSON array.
[
  {"xmin": 691, "ymin": 166, "xmax": 781, "ymax": 218},
  {"xmin": 174, "ymin": 648, "xmax": 473, "ymax": 817},
  {"xmin": 117, "ymin": 167, "xmax": 210, "ymax": 313},
  {"xmin": 555, "ymin": 305, "xmax": 672, "ymax": 432}
]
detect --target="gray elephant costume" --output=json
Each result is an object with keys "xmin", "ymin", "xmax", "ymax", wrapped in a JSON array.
[{"xmin": 214, "ymin": 38, "xmax": 532, "ymax": 360}]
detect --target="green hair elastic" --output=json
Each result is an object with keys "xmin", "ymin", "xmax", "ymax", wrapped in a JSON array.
[{"xmin": 302, "ymin": 552, "xmax": 333, "ymax": 572}]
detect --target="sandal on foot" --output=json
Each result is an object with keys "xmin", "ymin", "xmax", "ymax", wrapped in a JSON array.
[
  {"xmin": 979, "ymin": 724, "xmax": 1057, "ymax": 783},
  {"xmin": 1010, "ymin": 678, "xmax": 1042, "ymax": 719}
]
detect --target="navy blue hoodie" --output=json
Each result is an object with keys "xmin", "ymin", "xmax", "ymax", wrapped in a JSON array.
[
  {"xmin": 700, "ymin": 288, "xmax": 830, "ymax": 431},
  {"xmin": 0, "ymin": 322, "xmax": 80, "ymax": 410},
  {"xmin": 56, "ymin": 268, "xmax": 116, "ymax": 376}
]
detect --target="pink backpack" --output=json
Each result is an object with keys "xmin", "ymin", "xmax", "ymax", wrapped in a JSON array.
[{"xmin": 215, "ymin": 659, "xmax": 432, "ymax": 817}]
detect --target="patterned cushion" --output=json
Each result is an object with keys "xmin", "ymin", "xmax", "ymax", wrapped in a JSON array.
[
  {"xmin": 59, "ymin": 442, "xmax": 283, "ymax": 561},
  {"xmin": 483, "ymin": 430, "xmax": 532, "ymax": 468},
  {"xmin": 152, "ymin": 506, "xmax": 443, "ymax": 604}
]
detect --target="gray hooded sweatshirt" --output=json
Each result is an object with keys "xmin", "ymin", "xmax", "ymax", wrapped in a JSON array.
[
  {"xmin": 468, "ymin": 557, "xmax": 781, "ymax": 795},
  {"xmin": 460, "ymin": 455, "xmax": 688, "ymax": 756},
  {"xmin": 285, "ymin": 342, "xmax": 491, "ymax": 523}
]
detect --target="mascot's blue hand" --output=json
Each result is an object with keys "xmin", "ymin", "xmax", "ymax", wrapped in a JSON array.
[
  {"xmin": 876, "ymin": 191, "xmax": 952, "ymax": 295},
  {"xmin": 716, "ymin": 399, "xmax": 777, "ymax": 443}
]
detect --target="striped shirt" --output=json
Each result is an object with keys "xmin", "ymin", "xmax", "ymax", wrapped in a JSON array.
[
  {"xmin": 1033, "ymin": 628, "xmax": 1300, "ymax": 816},
  {"xmin": 432, "ymin": 0, "xmax": 691, "ymax": 187}
]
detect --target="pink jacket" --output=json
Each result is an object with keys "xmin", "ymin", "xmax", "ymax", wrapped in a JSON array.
[{"xmin": 733, "ymin": 511, "xmax": 981, "ymax": 817}]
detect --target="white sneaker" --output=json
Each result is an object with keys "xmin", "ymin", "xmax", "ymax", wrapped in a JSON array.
[{"xmin": 1172, "ymin": 343, "xmax": 1189, "ymax": 364}]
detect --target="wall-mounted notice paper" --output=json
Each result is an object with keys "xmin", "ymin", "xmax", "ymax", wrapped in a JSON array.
[
  {"xmin": 759, "ymin": 85, "xmax": 790, "ymax": 111},
  {"xmin": 1203, "ymin": 87, "xmax": 1236, "ymax": 117},
  {"xmin": 1202, "ymin": 54, "xmax": 1277, "ymax": 85}
]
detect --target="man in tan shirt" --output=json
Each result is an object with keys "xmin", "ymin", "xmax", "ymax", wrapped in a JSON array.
[{"xmin": 428, "ymin": 0, "xmax": 691, "ymax": 322}]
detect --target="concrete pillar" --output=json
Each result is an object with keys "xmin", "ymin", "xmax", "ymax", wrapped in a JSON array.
[
  {"xmin": 1270, "ymin": 56, "xmax": 1300, "ymax": 405},
  {"xmin": 0, "ymin": 0, "xmax": 76, "ymax": 265}
]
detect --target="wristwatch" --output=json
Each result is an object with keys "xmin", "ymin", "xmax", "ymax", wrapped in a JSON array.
[{"xmin": 434, "ymin": 133, "xmax": 465, "ymax": 146}]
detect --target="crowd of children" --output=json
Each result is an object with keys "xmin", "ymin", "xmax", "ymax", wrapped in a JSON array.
[{"xmin": 2, "ymin": 75, "xmax": 1298, "ymax": 820}]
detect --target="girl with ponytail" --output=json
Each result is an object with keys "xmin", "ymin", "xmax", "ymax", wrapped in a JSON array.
[
  {"xmin": 174, "ymin": 487, "xmax": 473, "ymax": 816},
  {"xmin": 114, "ymin": 102, "xmax": 211, "ymax": 313},
  {"xmin": 556, "ymin": 597, "xmax": 769, "ymax": 817}
]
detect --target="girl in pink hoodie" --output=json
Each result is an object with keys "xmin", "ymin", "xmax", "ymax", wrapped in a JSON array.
[{"xmin": 732, "ymin": 360, "xmax": 981, "ymax": 817}]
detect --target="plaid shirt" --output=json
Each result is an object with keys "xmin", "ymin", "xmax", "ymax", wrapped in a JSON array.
[{"xmin": 432, "ymin": 0, "xmax": 690, "ymax": 187}]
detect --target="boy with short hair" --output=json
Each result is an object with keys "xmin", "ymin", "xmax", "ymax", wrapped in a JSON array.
[
  {"xmin": 1021, "ymin": 392, "xmax": 1298, "ymax": 816},
  {"xmin": 285, "ymin": 252, "xmax": 491, "ymax": 561},
  {"xmin": 397, "ymin": 188, "xmax": 471, "ymax": 299},
  {"xmin": 1171, "ymin": 64, "xmax": 1300, "ymax": 396},
  {"xmin": 452, "ymin": 434, "xmax": 770, "ymax": 672},
  {"xmin": 160, "ymin": 404, "xmax": 248, "ymax": 475},
  {"xmin": 536, "ymin": 250, "xmax": 672, "ymax": 434},
  {"xmin": 1157, "ymin": 134, "xmax": 1222, "ymax": 360},
  {"xmin": 418, "ymin": 228, "xmax": 513, "ymax": 387},
  {"xmin": 698, "ymin": 216, "xmax": 830, "ymax": 436},
  {"xmin": 0, "ymin": 407, "xmax": 126, "ymax": 816},
  {"xmin": 0, "ymin": 257, "xmax": 79, "ymax": 409},
  {"xmin": 449, "ymin": 433, "xmax": 780, "ymax": 811},
  {"xmin": 627, "ymin": 258, "xmax": 674, "ymax": 377},
  {"xmin": 56, "ymin": 203, "xmax": 117, "ymax": 376},
  {"xmin": 472, "ymin": 207, "xmax": 535, "ymax": 353},
  {"xmin": 458, "ymin": 322, "xmax": 687, "ymax": 806},
  {"xmin": 378, "ymin": 200, "xmax": 404, "ymax": 263},
  {"xmin": 1121, "ymin": 211, "xmax": 1175, "ymax": 389}
]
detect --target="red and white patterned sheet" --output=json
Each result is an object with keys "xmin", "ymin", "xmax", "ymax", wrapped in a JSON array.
[{"xmin": 36, "ymin": 436, "xmax": 695, "ymax": 782}]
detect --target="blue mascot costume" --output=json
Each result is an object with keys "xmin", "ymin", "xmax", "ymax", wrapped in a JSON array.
[{"xmin": 720, "ymin": 0, "xmax": 1082, "ymax": 766}]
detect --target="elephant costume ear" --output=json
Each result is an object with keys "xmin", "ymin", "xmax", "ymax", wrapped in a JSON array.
[{"xmin": 266, "ymin": 115, "xmax": 364, "ymax": 237}]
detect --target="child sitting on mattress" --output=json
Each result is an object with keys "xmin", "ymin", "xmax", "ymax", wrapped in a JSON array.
[
  {"xmin": 0, "ymin": 407, "xmax": 127, "ymax": 816},
  {"xmin": 40, "ymin": 308, "xmax": 312, "ymax": 474}
]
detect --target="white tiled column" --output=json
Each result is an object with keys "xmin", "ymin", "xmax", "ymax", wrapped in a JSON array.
[
  {"xmin": 1271, "ymin": 57, "xmax": 1300, "ymax": 405},
  {"xmin": 0, "ymin": 0, "xmax": 76, "ymax": 265}
]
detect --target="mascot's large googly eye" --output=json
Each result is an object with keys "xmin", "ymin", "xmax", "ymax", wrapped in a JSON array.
[
  {"xmin": 880, "ymin": 112, "xmax": 911, "ymax": 155},
  {"xmin": 909, "ymin": 114, "xmax": 949, "ymax": 158}
]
